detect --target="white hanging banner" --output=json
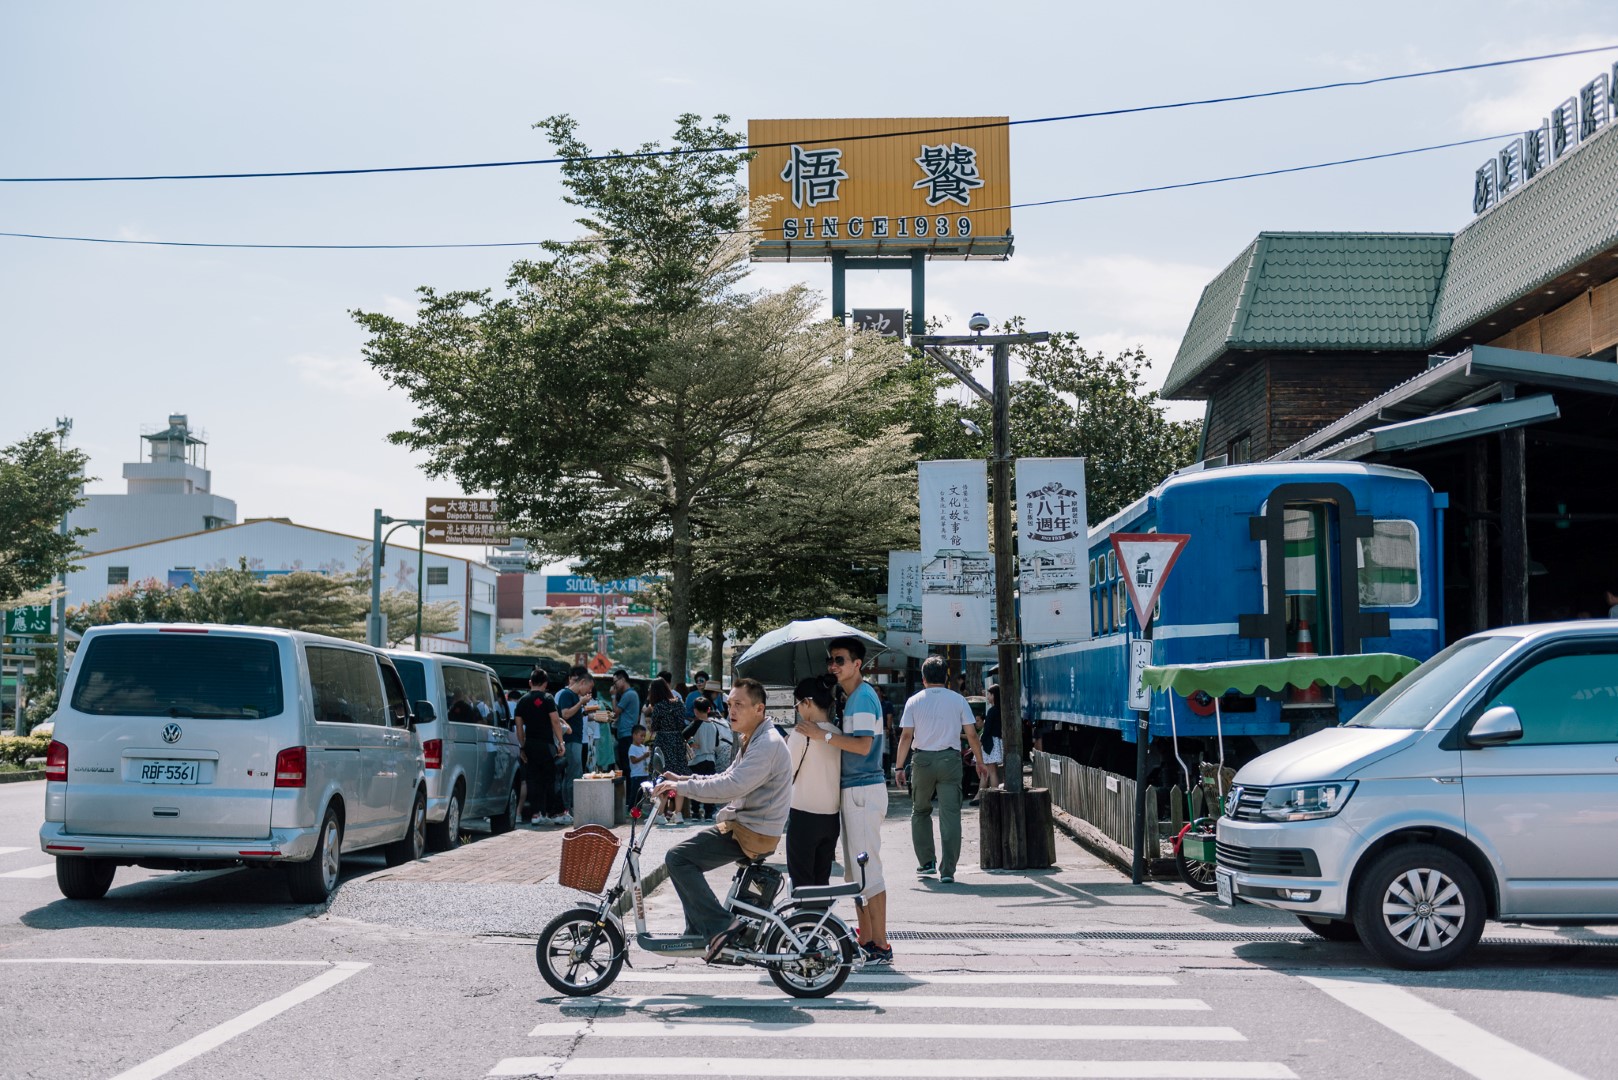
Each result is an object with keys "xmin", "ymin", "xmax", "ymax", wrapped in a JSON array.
[
  {"xmin": 1110, "ymin": 532, "xmax": 1191, "ymax": 628},
  {"xmin": 918, "ymin": 459, "xmax": 993, "ymax": 645},
  {"xmin": 1016, "ymin": 457, "xmax": 1092, "ymax": 644},
  {"xmin": 885, "ymin": 551, "xmax": 927, "ymax": 659}
]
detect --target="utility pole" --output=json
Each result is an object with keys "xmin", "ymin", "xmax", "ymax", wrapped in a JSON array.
[
  {"xmin": 915, "ymin": 325, "xmax": 1054, "ymax": 871},
  {"xmin": 54, "ymin": 417, "xmax": 72, "ymax": 693},
  {"xmin": 370, "ymin": 510, "xmax": 426, "ymax": 648}
]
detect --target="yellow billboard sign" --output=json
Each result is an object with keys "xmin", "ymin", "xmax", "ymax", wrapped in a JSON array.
[{"xmin": 747, "ymin": 117, "xmax": 1012, "ymax": 262}]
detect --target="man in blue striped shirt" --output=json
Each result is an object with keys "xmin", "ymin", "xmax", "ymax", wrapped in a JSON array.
[{"xmin": 826, "ymin": 636, "xmax": 891, "ymax": 965}]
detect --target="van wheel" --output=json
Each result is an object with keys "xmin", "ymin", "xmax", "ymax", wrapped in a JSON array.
[
  {"xmin": 56, "ymin": 857, "xmax": 116, "ymax": 900},
  {"xmin": 490, "ymin": 780, "xmax": 520, "ymax": 835},
  {"xmin": 1296, "ymin": 914, "xmax": 1359, "ymax": 942},
  {"xmin": 1352, "ymin": 844, "xmax": 1484, "ymax": 969},
  {"xmin": 286, "ymin": 808, "xmax": 341, "ymax": 903},
  {"xmin": 428, "ymin": 786, "xmax": 464, "ymax": 851},
  {"xmin": 385, "ymin": 789, "xmax": 428, "ymax": 866}
]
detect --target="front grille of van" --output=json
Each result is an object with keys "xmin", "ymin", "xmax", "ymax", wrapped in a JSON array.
[
  {"xmin": 1226, "ymin": 785, "xmax": 1269, "ymax": 821},
  {"xmin": 1215, "ymin": 840, "xmax": 1321, "ymax": 877}
]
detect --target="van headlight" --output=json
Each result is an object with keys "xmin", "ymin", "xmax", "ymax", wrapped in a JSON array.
[{"xmin": 1258, "ymin": 781, "xmax": 1356, "ymax": 821}]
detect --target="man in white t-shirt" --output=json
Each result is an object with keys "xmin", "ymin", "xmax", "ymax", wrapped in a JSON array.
[{"xmin": 895, "ymin": 655, "xmax": 990, "ymax": 884}]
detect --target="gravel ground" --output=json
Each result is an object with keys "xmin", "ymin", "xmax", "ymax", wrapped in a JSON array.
[{"xmin": 325, "ymin": 816, "xmax": 689, "ymax": 937}]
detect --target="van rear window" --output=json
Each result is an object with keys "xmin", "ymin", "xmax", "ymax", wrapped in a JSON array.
[{"xmin": 70, "ymin": 635, "xmax": 284, "ymax": 719}]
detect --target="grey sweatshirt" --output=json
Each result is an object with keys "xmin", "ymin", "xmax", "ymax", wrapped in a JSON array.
[{"xmin": 674, "ymin": 720, "xmax": 792, "ymax": 837}]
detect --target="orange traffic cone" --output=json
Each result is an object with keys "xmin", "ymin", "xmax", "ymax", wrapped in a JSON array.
[{"xmin": 1289, "ymin": 618, "xmax": 1328, "ymax": 703}]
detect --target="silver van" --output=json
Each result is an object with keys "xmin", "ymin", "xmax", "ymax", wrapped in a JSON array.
[
  {"xmin": 384, "ymin": 650, "xmax": 522, "ymax": 849},
  {"xmin": 1217, "ymin": 620, "xmax": 1618, "ymax": 969},
  {"xmin": 39, "ymin": 624, "xmax": 428, "ymax": 903}
]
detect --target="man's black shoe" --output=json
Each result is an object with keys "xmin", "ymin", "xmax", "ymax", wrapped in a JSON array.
[{"xmin": 704, "ymin": 918, "xmax": 749, "ymax": 963}]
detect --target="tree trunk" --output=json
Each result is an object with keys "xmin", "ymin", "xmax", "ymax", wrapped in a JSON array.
[
  {"xmin": 666, "ymin": 501, "xmax": 693, "ymax": 682},
  {"xmin": 710, "ymin": 617, "xmax": 725, "ymax": 687}
]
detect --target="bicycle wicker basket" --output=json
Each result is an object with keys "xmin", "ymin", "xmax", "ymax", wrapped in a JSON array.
[{"xmin": 557, "ymin": 825, "xmax": 620, "ymax": 894}]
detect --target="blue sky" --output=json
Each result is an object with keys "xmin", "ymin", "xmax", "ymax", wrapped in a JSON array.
[{"xmin": 4, "ymin": 1, "xmax": 1616, "ymax": 562}]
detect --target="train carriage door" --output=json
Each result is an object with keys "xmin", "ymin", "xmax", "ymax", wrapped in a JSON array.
[{"xmin": 1240, "ymin": 483, "xmax": 1391, "ymax": 683}]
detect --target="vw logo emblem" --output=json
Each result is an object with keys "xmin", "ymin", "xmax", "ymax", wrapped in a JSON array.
[{"xmin": 162, "ymin": 723, "xmax": 183, "ymax": 744}]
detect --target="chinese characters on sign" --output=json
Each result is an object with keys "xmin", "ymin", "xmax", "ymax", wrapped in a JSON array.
[
  {"xmin": 1473, "ymin": 64, "xmax": 1615, "ymax": 215},
  {"xmin": 780, "ymin": 144, "xmax": 848, "ymax": 208},
  {"xmin": 917, "ymin": 460, "xmax": 992, "ymax": 645},
  {"xmin": 884, "ymin": 551, "xmax": 927, "ymax": 659},
  {"xmin": 1016, "ymin": 458, "xmax": 1091, "ymax": 644},
  {"xmin": 852, "ymin": 308, "xmax": 907, "ymax": 336},
  {"xmin": 3, "ymin": 606, "xmax": 51, "ymax": 636},
  {"xmin": 425, "ymin": 497, "xmax": 511, "ymax": 546},
  {"xmin": 913, "ymin": 143, "xmax": 984, "ymax": 206},
  {"xmin": 748, "ymin": 117, "xmax": 1012, "ymax": 260}
]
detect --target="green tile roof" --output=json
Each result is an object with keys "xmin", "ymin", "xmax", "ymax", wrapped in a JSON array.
[
  {"xmin": 1429, "ymin": 121, "xmax": 1618, "ymax": 341},
  {"xmin": 1164, "ymin": 233, "xmax": 1451, "ymax": 397},
  {"xmin": 1166, "ymin": 121, "xmax": 1618, "ymax": 400}
]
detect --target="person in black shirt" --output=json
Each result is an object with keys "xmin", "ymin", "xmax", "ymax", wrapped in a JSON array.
[
  {"xmin": 514, "ymin": 668, "xmax": 565, "ymax": 825},
  {"xmin": 980, "ymin": 684, "xmax": 1004, "ymax": 791}
]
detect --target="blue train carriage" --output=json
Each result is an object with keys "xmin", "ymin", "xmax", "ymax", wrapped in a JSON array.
[{"xmin": 1024, "ymin": 461, "xmax": 1446, "ymax": 773}]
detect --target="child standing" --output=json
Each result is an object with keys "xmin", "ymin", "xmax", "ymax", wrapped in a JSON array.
[{"xmin": 627, "ymin": 725, "xmax": 651, "ymax": 812}]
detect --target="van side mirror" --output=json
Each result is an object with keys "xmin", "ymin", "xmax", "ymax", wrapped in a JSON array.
[
  {"xmin": 1468, "ymin": 705, "xmax": 1524, "ymax": 747},
  {"xmin": 414, "ymin": 700, "xmax": 437, "ymax": 724}
]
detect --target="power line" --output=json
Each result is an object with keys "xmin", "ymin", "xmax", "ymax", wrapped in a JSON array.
[
  {"xmin": 0, "ymin": 131, "xmax": 1513, "ymax": 251},
  {"xmin": 1, "ymin": 44, "xmax": 1611, "ymax": 184}
]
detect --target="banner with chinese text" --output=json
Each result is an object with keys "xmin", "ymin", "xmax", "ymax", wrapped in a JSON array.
[
  {"xmin": 1016, "ymin": 458, "xmax": 1092, "ymax": 644},
  {"xmin": 884, "ymin": 551, "xmax": 927, "ymax": 659},
  {"xmin": 918, "ymin": 459, "xmax": 992, "ymax": 645}
]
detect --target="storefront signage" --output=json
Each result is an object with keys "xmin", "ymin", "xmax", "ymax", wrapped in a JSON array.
[
  {"xmin": 1473, "ymin": 64, "xmax": 1617, "ymax": 215},
  {"xmin": 748, "ymin": 117, "xmax": 1012, "ymax": 261}
]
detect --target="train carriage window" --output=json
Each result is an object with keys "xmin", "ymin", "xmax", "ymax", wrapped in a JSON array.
[
  {"xmin": 1283, "ymin": 505, "xmax": 1335, "ymax": 656},
  {"xmin": 1357, "ymin": 520, "xmax": 1420, "ymax": 607},
  {"xmin": 1114, "ymin": 577, "xmax": 1126, "ymax": 633}
]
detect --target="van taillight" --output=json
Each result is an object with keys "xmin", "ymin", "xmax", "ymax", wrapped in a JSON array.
[
  {"xmin": 274, "ymin": 746, "xmax": 307, "ymax": 788},
  {"xmin": 422, "ymin": 739, "xmax": 443, "ymax": 770},
  {"xmin": 45, "ymin": 741, "xmax": 67, "ymax": 782}
]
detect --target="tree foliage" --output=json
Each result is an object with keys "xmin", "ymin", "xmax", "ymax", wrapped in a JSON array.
[
  {"xmin": 355, "ymin": 114, "xmax": 917, "ymax": 676},
  {"xmin": 67, "ymin": 562, "xmax": 458, "ymax": 645},
  {"xmin": 0, "ymin": 429, "xmax": 93, "ymax": 606}
]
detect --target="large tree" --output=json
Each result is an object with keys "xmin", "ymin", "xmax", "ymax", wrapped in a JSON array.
[
  {"xmin": 356, "ymin": 114, "xmax": 916, "ymax": 678},
  {"xmin": 0, "ymin": 429, "xmax": 92, "ymax": 606}
]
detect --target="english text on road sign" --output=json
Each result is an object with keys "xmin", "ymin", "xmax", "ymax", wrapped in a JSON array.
[
  {"xmin": 425, "ymin": 497, "xmax": 509, "ymax": 545},
  {"xmin": 1109, "ymin": 533, "xmax": 1190, "ymax": 629}
]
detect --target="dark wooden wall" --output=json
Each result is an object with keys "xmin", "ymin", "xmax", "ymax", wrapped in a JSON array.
[{"xmin": 1202, "ymin": 354, "xmax": 1429, "ymax": 461}]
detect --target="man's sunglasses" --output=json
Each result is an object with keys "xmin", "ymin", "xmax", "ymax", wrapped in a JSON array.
[{"xmin": 826, "ymin": 655, "xmax": 851, "ymax": 666}]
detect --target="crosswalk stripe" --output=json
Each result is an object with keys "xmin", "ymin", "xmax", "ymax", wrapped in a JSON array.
[
  {"xmin": 0, "ymin": 846, "xmax": 29, "ymax": 856},
  {"xmin": 0, "ymin": 864, "xmax": 57, "ymax": 879},
  {"xmin": 489, "ymin": 1056, "xmax": 1296, "ymax": 1078},
  {"xmin": 605, "ymin": 971, "xmax": 1177, "ymax": 987},
  {"xmin": 558, "ymin": 993, "xmax": 1209, "ymax": 1012},
  {"xmin": 528, "ymin": 1020, "xmax": 1244, "ymax": 1042}
]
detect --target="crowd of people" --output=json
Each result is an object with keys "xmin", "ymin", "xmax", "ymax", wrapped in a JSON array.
[{"xmin": 511, "ymin": 644, "xmax": 1003, "ymax": 969}]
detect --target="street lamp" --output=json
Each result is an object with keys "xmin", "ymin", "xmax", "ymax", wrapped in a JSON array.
[{"xmin": 369, "ymin": 509, "xmax": 426, "ymax": 649}]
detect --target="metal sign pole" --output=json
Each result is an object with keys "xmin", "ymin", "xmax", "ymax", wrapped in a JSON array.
[{"xmin": 1131, "ymin": 619, "xmax": 1154, "ymax": 885}]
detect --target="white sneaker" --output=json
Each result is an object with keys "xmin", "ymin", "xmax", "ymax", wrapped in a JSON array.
[
  {"xmin": 551, "ymin": 814, "xmax": 573, "ymax": 826},
  {"xmin": 673, "ymin": 813, "xmax": 685, "ymax": 825}
]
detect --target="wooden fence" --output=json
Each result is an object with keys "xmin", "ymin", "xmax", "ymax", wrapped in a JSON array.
[{"xmin": 1031, "ymin": 751, "xmax": 1159, "ymax": 854}]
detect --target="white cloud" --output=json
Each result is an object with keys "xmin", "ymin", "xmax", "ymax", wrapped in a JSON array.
[
  {"xmin": 380, "ymin": 294, "xmax": 415, "ymax": 318},
  {"xmin": 1457, "ymin": 36, "xmax": 1615, "ymax": 135},
  {"xmin": 286, "ymin": 352, "xmax": 393, "ymax": 401}
]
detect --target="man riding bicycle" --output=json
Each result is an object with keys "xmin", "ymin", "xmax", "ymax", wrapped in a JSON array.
[{"xmin": 653, "ymin": 677, "xmax": 791, "ymax": 960}]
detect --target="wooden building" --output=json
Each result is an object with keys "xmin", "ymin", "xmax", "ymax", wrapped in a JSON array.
[{"xmin": 1165, "ymin": 111, "xmax": 1618, "ymax": 640}]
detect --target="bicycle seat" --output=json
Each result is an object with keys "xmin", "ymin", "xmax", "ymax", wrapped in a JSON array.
[
  {"xmin": 791, "ymin": 880, "xmax": 863, "ymax": 902},
  {"xmin": 734, "ymin": 854, "xmax": 771, "ymax": 867}
]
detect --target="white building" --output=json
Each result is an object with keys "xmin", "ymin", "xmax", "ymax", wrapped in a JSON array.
[
  {"xmin": 69, "ymin": 414, "xmax": 237, "ymax": 554},
  {"xmin": 67, "ymin": 519, "xmax": 498, "ymax": 652}
]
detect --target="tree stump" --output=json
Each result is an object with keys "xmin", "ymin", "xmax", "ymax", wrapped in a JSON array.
[{"xmin": 980, "ymin": 787, "xmax": 1056, "ymax": 870}]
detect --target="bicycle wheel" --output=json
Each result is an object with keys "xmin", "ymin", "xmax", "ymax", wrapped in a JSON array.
[
  {"xmin": 536, "ymin": 906, "xmax": 624, "ymax": 996},
  {"xmin": 1175, "ymin": 821, "xmax": 1219, "ymax": 892},
  {"xmin": 765, "ymin": 910, "xmax": 857, "ymax": 998}
]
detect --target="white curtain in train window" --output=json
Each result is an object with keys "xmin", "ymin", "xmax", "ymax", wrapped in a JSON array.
[
  {"xmin": 885, "ymin": 551, "xmax": 928, "ymax": 658},
  {"xmin": 918, "ymin": 459, "xmax": 993, "ymax": 645},
  {"xmin": 1016, "ymin": 457, "xmax": 1092, "ymax": 644}
]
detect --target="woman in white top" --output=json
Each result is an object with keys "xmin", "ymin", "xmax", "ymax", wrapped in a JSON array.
[{"xmin": 787, "ymin": 674, "xmax": 844, "ymax": 887}]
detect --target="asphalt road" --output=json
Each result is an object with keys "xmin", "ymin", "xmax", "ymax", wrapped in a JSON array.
[{"xmin": 2, "ymin": 778, "xmax": 1617, "ymax": 1080}]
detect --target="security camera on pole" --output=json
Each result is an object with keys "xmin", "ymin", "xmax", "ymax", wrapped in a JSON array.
[{"xmin": 915, "ymin": 316, "xmax": 1056, "ymax": 871}]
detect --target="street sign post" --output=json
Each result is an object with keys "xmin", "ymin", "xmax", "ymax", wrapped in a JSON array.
[
  {"xmin": 4, "ymin": 606, "xmax": 52, "ymax": 636},
  {"xmin": 1109, "ymin": 532, "xmax": 1191, "ymax": 884},
  {"xmin": 424, "ymin": 497, "xmax": 510, "ymax": 546}
]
